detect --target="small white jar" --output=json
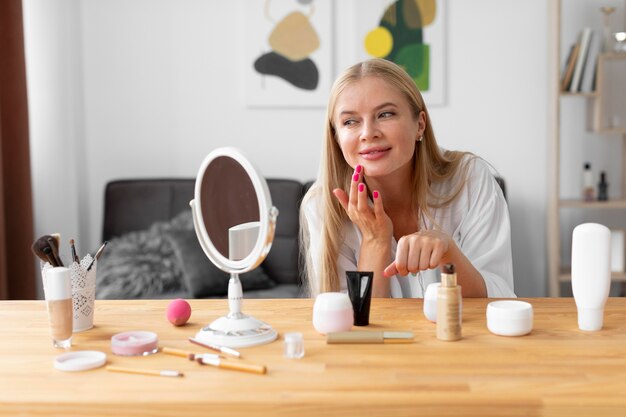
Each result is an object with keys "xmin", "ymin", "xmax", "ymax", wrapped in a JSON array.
[
  {"xmin": 312, "ymin": 292, "xmax": 353, "ymax": 334},
  {"xmin": 423, "ymin": 282, "xmax": 440, "ymax": 322},
  {"xmin": 283, "ymin": 332, "xmax": 305, "ymax": 359},
  {"xmin": 486, "ymin": 300, "xmax": 533, "ymax": 336}
]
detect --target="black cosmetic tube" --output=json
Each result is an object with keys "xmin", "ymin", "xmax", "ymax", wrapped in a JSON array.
[{"xmin": 346, "ymin": 271, "xmax": 374, "ymax": 326}]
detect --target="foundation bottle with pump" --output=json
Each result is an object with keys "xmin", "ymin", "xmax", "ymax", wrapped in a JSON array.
[
  {"xmin": 583, "ymin": 163, "xmax": 595, "ymax": 201},
  {"xmin": 436, "ymin": 263, "xmax": 462, "ymax": 341}
]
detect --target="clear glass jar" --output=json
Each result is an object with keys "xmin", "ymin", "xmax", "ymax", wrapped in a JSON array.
[{"xmin": 283, "ymin": 332, "xmax": 305, "ymax": 359}]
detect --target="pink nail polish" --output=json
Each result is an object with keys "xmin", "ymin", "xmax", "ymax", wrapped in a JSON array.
[
  {"xmin": 353, "ymin": 173, "xmax": 359, "ymax": 182},
  {"xmin": 358, "ymin": 183, "xmax": 365, "ymax": 192},
  {"xmin": 355, "ymin": 165, "xmax": 362, "ymax": 174},
  {"xmin": 373, "ymin": 191, "xmax": 379, "ymax": 199}
]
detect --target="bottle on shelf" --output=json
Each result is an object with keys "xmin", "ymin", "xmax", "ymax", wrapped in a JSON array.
[
  {"xmin": 583, "ymin": 162, "xmax": 595, "ymax": 201},
  {"xmin": 598, "ymin": 171, "xmax": 609, "ymax": 201}
]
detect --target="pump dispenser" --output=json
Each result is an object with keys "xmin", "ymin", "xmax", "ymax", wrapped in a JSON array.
[
  {"xmin": 583, "ymin": 163, "xmax": 595, "ymax": 201},
  {"xmin": 436, "ymin": 264, "xmax": 462, "ymax": 341}
]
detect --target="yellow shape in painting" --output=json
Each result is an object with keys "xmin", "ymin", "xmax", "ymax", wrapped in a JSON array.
[
  {"xmin": 364, "ymin": 27, "xmax": 393, "ymax": 58},
  {"xmin": 416, "ymin": 0, "xmax": 436, "ymax": 26},
  {"xmin": 269, "ymin": 11, "xmax": 320, "ymax": 61}
]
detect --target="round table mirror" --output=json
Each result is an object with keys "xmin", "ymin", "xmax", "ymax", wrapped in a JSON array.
[{"xmin": 190, "ymin": 147, "xmax": 278, "ymax": 348}]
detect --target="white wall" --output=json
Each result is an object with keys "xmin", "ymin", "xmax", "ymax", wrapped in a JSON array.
[
  {"xmin": 24, "ymin": 0, "xmax": 548, "ymax": 297},
  {"xmin": 22, "ymin": 0, "xmax": 85, "ymax": 297}
]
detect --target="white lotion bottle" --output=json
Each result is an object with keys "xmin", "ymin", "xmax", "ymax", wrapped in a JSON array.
[{"xmin": 571, "ymin": 223, "xmax": 611, "ymax": 331}]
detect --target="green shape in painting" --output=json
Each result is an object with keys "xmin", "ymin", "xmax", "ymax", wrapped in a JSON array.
[{"xmin": 394, "ymin": 43, "xmax": 429, "ymax": 91}]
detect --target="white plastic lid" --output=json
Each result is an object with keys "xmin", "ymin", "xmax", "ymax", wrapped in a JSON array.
[
  {"xmin": 314, "ymin": 292, "xmax": 352, "ymax": 311},
  {"xmin": 44, "ymin": 267, "xmax": 72, "ymax": 300},
  {"xmin": 487, "ymin": 300, "xmax": 533, "ymax": 319},
  {"xmin": 54, "ymin": 350, "xmax": 106, "ymax": 372},
  {"xmin": 577, "ymin": 307, "xmax": 604, "ymax": 331}
]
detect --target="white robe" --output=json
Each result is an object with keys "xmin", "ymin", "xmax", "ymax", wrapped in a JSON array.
[{"xmin": 302, "ymin": 157, "xmax": 516, "ymax": 298}]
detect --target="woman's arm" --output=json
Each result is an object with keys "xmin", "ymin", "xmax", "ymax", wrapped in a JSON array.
[
  {"xmin": 357, "ymin": 235, "xmax": 392, "ymax": 297},
  {"xmin": 383, "ymin": 159, "xmax": 515, "ymax": 298},
  {"xmin": 440, "ymin": 239, "xmax": 487, "ymax": 297},
  {"xmin": 334, "ymin": 167, "xmax": 394, "ymax": 298}
]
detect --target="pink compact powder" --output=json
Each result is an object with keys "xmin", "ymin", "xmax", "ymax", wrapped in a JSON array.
[{"xmin": 111, "ymin": 331, "xmax": 159, "ymax": 356}]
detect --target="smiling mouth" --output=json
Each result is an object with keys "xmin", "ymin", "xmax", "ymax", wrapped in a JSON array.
[{"xmin": 360, "ymin": 147, "xmax": 391, "ymax": 155}]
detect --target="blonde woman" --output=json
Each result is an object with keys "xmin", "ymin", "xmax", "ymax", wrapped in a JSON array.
[{"xmin": 300, "ymin": 59, "xmax": 515, "ymax": 298}]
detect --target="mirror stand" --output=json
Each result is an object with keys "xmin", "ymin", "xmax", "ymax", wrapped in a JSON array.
[
  {"xmin": 193, "ymin": 219, "xmax": 277, "ymax": 348},
  {"xmin": 195, "ymin": 273, "xmax": 277, "ymax": 348}
]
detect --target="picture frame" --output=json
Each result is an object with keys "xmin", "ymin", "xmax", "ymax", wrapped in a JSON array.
[
  {"xmin": 335, "ymin": 0, "xmax": 447, "ymax": 106},
  {"xmin": 244, "ymin": 0, "xmax": 333, "ymax": 108}
]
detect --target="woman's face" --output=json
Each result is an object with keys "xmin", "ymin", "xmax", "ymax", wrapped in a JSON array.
[{"xmin": 332, "ymin": 76, "xmax": 425, "ymax": 180}]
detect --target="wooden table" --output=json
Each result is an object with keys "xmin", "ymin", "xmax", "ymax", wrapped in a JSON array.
[{"xmin": 1, "ymin": 298, "xmax": 626, "ymax": 416}]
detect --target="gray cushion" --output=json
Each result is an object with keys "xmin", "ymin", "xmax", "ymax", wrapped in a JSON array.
[
  {"xmin": 164, "ymin": 230, "xmax": 276, "ymax": 298},
  {"xmin": 96, "ymin": 211, "xmax": 191, "ymax": 299}
]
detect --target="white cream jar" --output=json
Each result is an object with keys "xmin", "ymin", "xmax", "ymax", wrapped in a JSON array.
[
  {"xmin": 312, "ymin": 292, "xmax": 353, "ymax": 334},
  {"xmin": 486, "ymin": 300, "xmax": 533, "ymax": 336},
  {"xmin": 423, "ymin": 282, "xmax": 440, "ymax": 322}
]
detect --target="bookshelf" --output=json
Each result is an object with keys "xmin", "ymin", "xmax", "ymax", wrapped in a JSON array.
[{"xmin": 548, "ymin": 0, "xmax": 626, "ymax": 296}]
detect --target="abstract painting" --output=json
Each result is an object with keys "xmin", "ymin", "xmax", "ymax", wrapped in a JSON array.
[
  {"xmin": 336, "ymin": 0, "xmax": 447, "ymax": 106},
  {"xmin": 245, "ymin": 0, "xmax": 332, "ymax": 107}
]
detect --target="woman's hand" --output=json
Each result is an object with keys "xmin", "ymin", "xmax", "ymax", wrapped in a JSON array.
[
  {"xmin": 383, "ymin": 229, "xmax": 454, "ymax": 277},
  {"xmin": 384, "ymin": 229, "xmax": 488, "ymax": 297},
  {"xmin": 333, "ymin": 165, "xmax": 392, "ymax": 244}
]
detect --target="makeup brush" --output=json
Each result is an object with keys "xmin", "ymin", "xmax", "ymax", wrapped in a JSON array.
[
  {"xmin": 106, "ymin": 365, "xmax": 184, "ymax": 378},
  {"xmin": 195, "ymin": 356, "xmax": 267, "ymax": 375},
  {"xmin": 70, "ymin": 239, "xmax": 80, "ymax": 263},
  {"xmin": 86, "ymin": 241, "xmax": 108, "ymax": 271},
  {"xmin": 46, "ymin": 235, "xmax": 64, "ymax": 267},
  {"xmin": 50, "ymin": 233, "xmax": 61, "ymax": 249},
  {"xmin": 31, "ymin": 240, "xmax": 48, "ymax": 264},
  {"xmin": 42, "ymin": 247, "xmax": 57, "ymax": 266},
  {"xmin": 31, "ymin": 235, "xmax": 60, "ymax": 266}
]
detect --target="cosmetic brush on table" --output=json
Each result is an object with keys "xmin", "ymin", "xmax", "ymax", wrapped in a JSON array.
[
  {"xmin": 195, "ymin": 356, "xmax": 267, "ymax": 375},
  {"xmin": 188, "ymin": 337, "xmax": 241, "ymax": 358},
  {"xmin": 106, "ymin": 365, "xmax": 183, "ymax": 378},
  {"xmin": 161, "ymin": 347, "xmax": 220, "ymax": 361}
]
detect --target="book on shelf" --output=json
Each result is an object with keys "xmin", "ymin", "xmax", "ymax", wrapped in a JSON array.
[
  {"xmin": 579, "ymin": 30, "xmax": 601, "ymax": 93},
  {"xmin": 561, "ymin": 43, "xmax": 580, "ymax": 91},
  {"xmin": 569, "ymin": 28, "xmax": 592, "ymax": 92}
]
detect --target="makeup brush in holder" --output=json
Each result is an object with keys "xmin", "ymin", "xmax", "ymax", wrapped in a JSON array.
[
  {"xmin": 31, "ymin": 234, "xmax": 64, "ymax": 267},
  {"xmin": 35, "ymin": 235, "xmax": 108, "ymax": 332},
  {"xmin": 41, "ymin": 253, "xmax": 97, "ymax": 333}
]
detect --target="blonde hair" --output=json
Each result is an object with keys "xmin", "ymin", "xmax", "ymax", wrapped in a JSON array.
[{"xmin": 300, "ymin": 58, "xmax": 472, "ymax": 297}]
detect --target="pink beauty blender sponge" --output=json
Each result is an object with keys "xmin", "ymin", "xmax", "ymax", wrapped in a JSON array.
[{"xmin": 166, "ymin": 299, "xmax": 191, "ymax": 326}]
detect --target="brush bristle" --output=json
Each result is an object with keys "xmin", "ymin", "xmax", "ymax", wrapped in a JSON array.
[
  {"xmin": 33, "ymin": 235, "xmax": 62, "ymax": 266},
  {"xmin": 33, "ymin": 236, "xmax": 51, "ymax": 252},
  {"xmin": 30, "ymin": 240, "xmax": 46, "ymax": 259},
  {"xmin": 51, "ymin": 233, "xmax": 61, "ymax": 246}
]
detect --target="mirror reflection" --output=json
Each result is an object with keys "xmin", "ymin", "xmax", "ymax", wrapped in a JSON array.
[{"xmin": 200, "ymin": 156, "xmax": 260, "ymax": 259}]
